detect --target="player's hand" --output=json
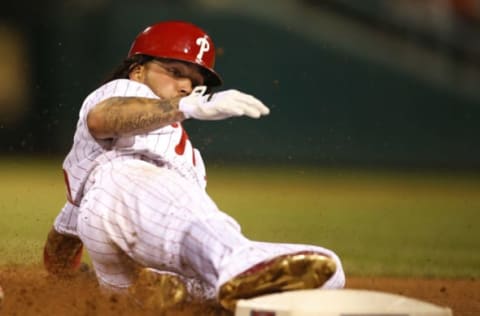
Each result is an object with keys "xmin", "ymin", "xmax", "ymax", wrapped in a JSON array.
[{"xmin": 179, "ymin": 86, "xmax": 270, "ymax": 120}]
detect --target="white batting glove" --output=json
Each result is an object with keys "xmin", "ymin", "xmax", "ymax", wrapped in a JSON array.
[{"xmin": 179, "ymin": 86, "xmax": 270, "ymax": 120}]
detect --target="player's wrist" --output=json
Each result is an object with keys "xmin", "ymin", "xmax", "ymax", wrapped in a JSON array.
[{"xmin": 178, "ymin": 97, "xmax": 195, "ymax": 119}]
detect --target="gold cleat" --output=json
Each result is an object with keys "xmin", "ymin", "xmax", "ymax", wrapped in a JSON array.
[
  {"xmin": 218, "ymin": 251, "xmax": 336, "ymax": 311},
  {"xmin": 128, "ymin": 268, "xmax": 189, "ymax": 310}
]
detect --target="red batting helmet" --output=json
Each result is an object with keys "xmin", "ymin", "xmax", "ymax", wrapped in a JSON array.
[{"xmin": 128, "ymin": 21, "xmax": 222, "ymax": 87}]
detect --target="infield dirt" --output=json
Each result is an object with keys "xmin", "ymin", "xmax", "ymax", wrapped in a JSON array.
[{"xmin": 0, "ymin": 266, "xmax": 478, "ymax": 316}]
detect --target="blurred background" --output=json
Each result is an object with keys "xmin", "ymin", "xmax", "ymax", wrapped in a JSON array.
[{"xmin": 1, "ymin": 0, "xmax": 480, "ymax": 169}]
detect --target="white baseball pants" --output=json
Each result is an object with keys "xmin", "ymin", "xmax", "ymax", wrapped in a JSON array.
[{"xmin": 77, "ymin": 158, "xmax": 345, "ymax": 297}]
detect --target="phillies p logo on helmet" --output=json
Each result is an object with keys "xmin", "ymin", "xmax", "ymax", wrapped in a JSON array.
[{"xmin": 195, "ymin": 36, "xmax": 210, "ymax": 64}]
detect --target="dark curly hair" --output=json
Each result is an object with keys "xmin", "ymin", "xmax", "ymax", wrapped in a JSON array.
[{"xmin": 101, "ymin": 55, "xmax": 154, "ymax": 84}]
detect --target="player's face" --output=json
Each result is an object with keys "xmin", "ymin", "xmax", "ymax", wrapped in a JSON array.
[{"xmin": 129, "ymin": 59, "xmax": 205, "ymax": 99}]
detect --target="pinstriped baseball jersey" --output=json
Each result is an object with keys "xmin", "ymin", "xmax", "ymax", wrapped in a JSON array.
[{"xmin": 62, "ymin": 79, "xmax": 206, "ymax": 207}]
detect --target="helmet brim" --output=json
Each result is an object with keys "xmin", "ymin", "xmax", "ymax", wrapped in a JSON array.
[{"xmin": 201, "ymin": 67, "xmax": 223, "ymax": 87}]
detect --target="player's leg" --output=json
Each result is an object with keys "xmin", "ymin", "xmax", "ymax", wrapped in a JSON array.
[
  {"xmin": 76, "ymin": 159, "xmax": 244, "ymax": 286},
  {"xmin": 76, "ymin": 159, "xmax": 218, "ymax": 307},
  {"xmin": 169, "ymin": 189, "xmax": 345, "ymax": 310},
  {"xmin": 77, "ymin": 191, "xmax": 189, "ymax": 309},
  {"xmin": 78, "ymin": 159, "xmax": 344, "ymax": 310}
]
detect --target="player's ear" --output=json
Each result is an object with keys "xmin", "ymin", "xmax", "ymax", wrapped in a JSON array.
[{"xmin": 129, "ymin": 64, "xmax": 145, "ymax": 82}]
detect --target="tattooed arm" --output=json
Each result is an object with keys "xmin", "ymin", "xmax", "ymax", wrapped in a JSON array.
[{"xmin": 87, "ymin": 96, "xmax": 186, "ymax": 139}]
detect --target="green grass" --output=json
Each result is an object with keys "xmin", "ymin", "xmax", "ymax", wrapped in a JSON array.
[
  {"xmin": 1, "ymin": 158, "xmax": 479, "ymax": 278},
  {"xmin": 207, "ymin": 165, "xmax": 480, "ymax": 278},
  {"xmin": 0, "ymin": 158, "xmax": 65, "ymax": 264}
]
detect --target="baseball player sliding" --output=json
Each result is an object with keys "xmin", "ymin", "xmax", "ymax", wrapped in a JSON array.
[{"xmin": 43, "ymin": 21, "xmax": 345, "ymax": 311}]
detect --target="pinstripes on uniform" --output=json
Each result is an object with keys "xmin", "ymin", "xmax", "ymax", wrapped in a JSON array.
[
  {"xmin": 78, "ymin": 159, "xmax": 345, "ymax": 292},
  {"xmin": 54, "ymin": 78, "xmax": 345, "ymax": 299}
]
